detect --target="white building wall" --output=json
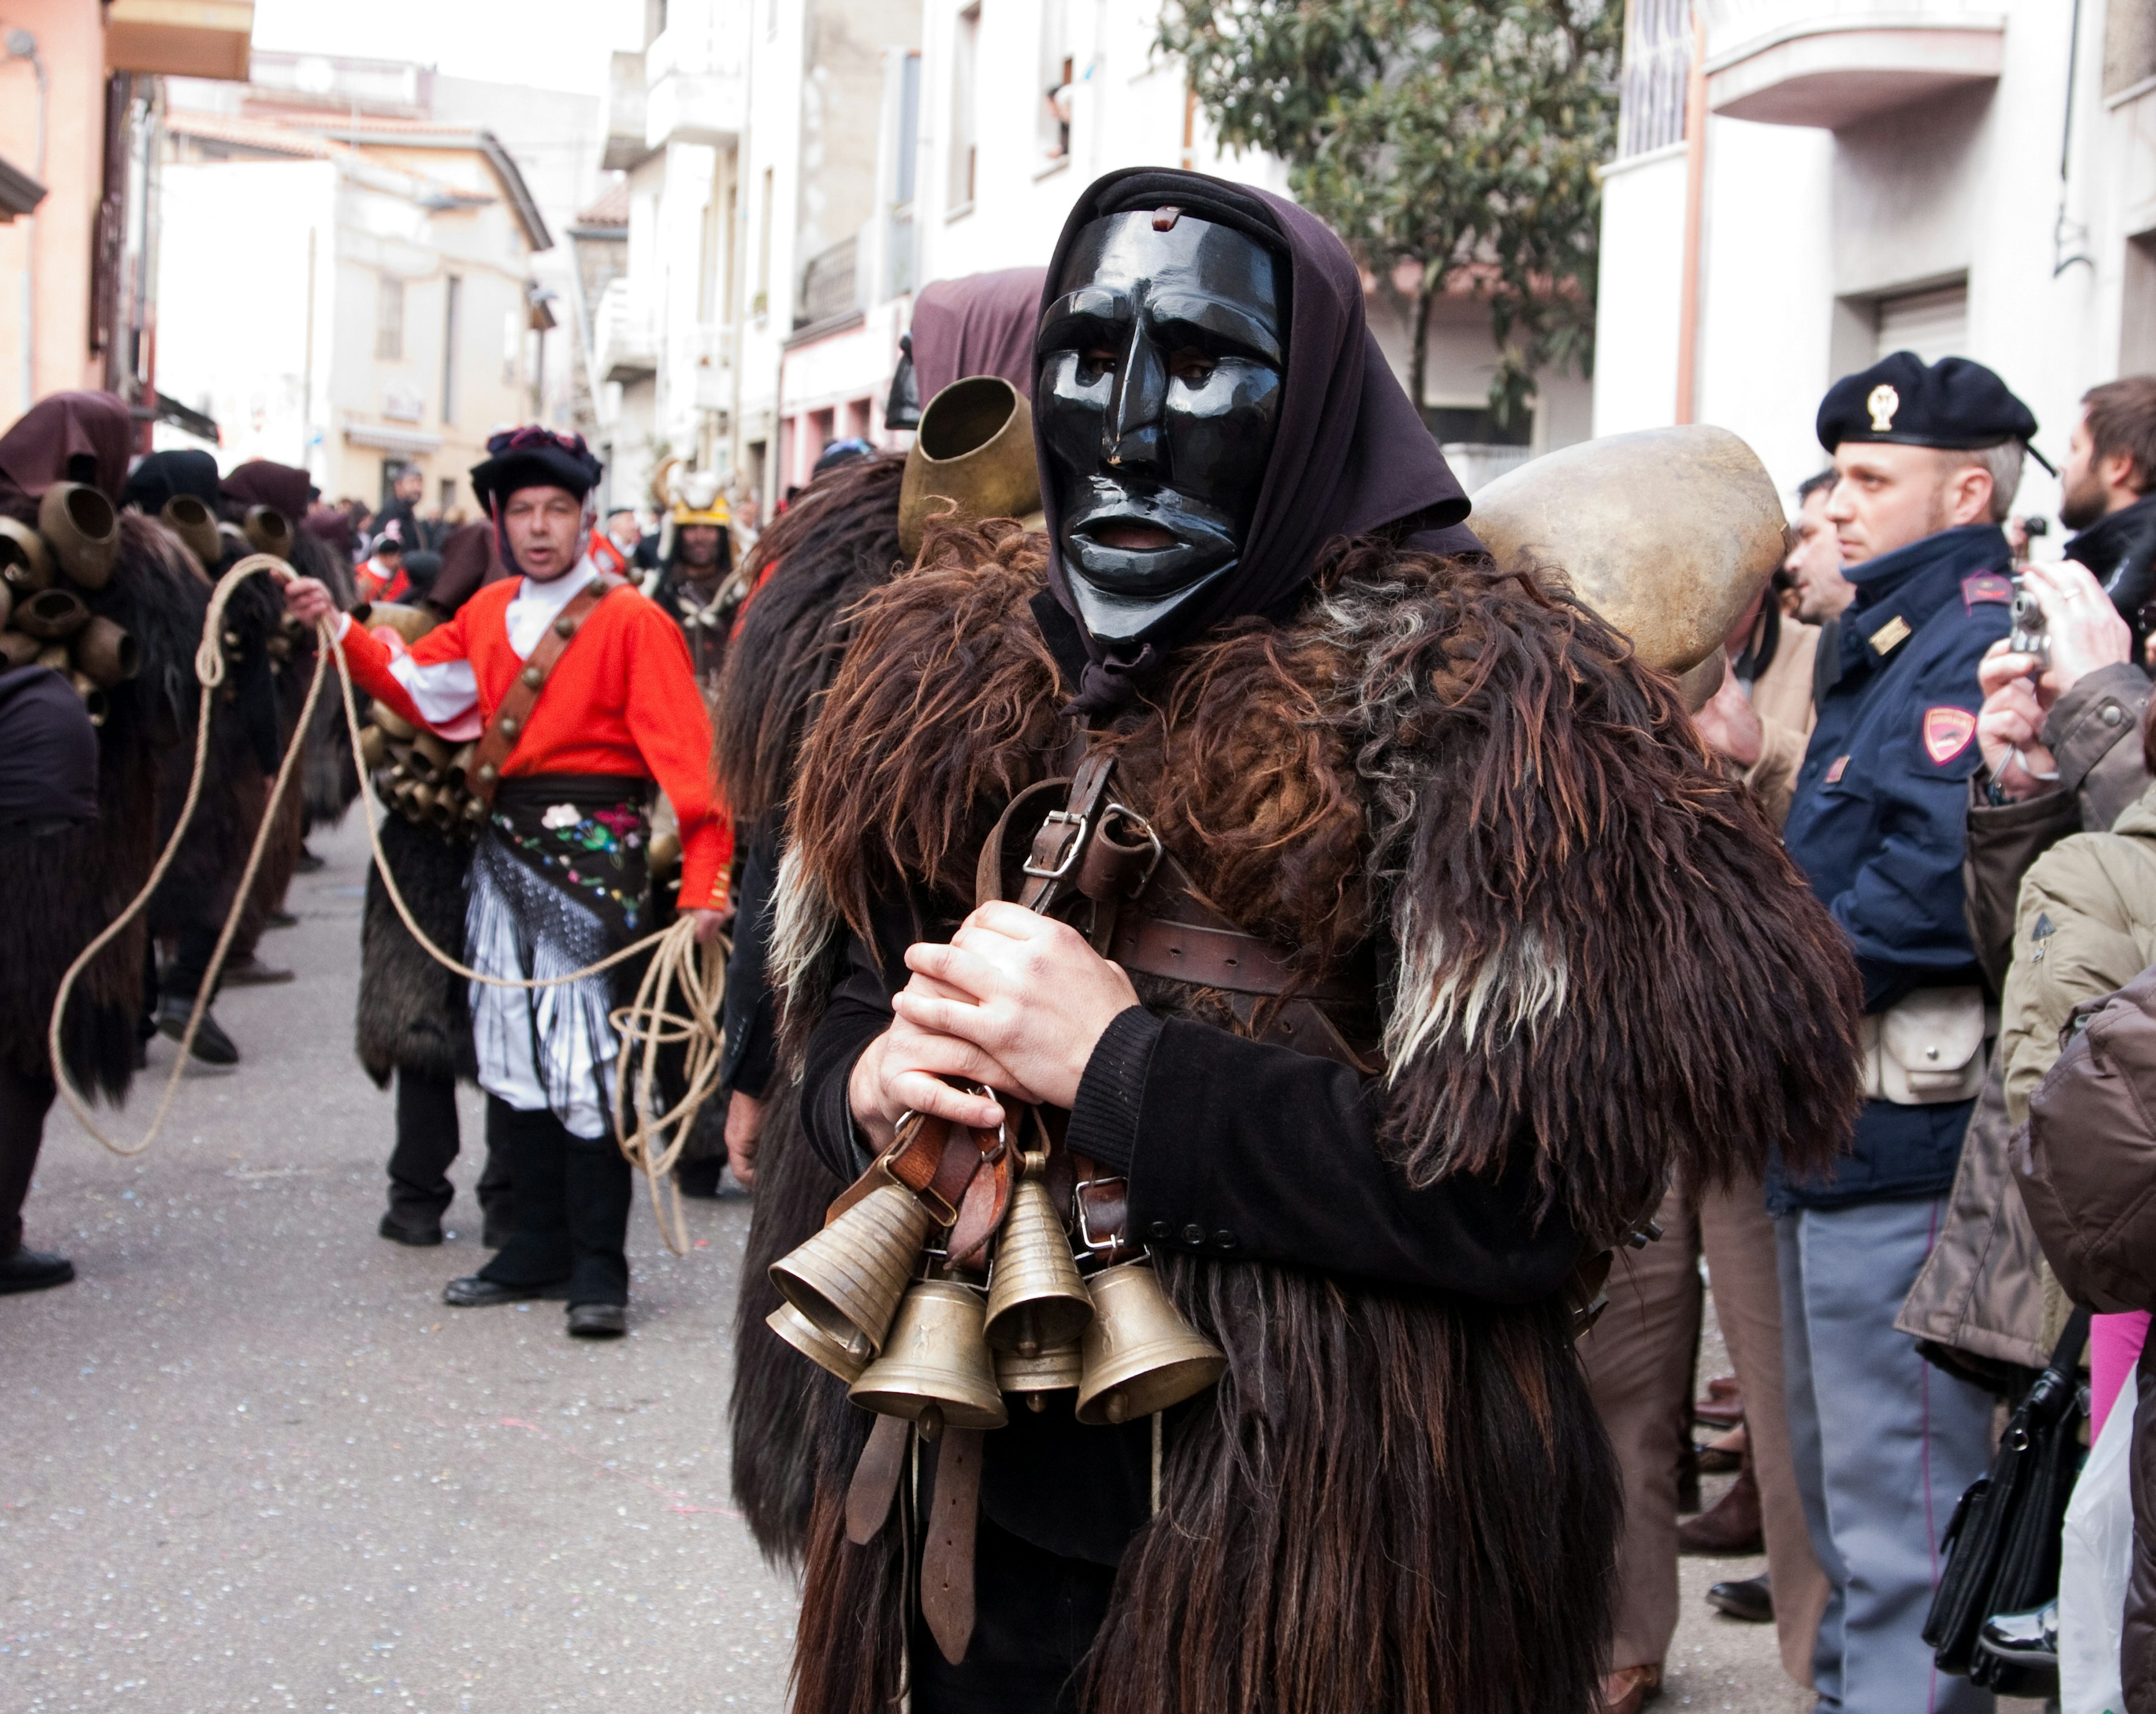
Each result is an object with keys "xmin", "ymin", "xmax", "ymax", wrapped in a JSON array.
[{"xmin": 1592, "ymin": 144, "xmax": 1689, "ymax": 441}]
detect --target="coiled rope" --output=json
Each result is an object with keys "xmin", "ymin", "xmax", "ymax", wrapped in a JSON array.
[{"xmin": 48, "ymin": 552, "xmax": 725, "ymax": 1250}]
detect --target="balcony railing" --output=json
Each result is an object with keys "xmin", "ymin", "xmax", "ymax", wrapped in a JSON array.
[
  {"xmin": 1702, "ymin": 0, "xmax": 2006, "ymax": 129},
  {"xmin": 593, "ymin": 279, "xmax": 657, "ymax": 385},
  {"xmin": 798, "ymin": 238, "xmax": 860, "ymax": 330},
  {"xmin": 692, "ymin": 322, "xmax": 733, "ymax": 410},
  {"xmin": 644, "ymin": 21, "xmax": 747, "ymax": 149}
]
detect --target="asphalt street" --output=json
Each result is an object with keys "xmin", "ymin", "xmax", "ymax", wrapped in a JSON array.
[{"xmin": 2, "ymin": 811, "xmax": 2030, "ymax": 1713}]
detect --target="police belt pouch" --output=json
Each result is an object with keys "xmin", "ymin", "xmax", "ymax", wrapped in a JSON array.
[
  {"xmin": 468, "ymin": 572, "xmax": 624, "ymax": 806},
  {"xmin": 1860, "ymin": 986, "xmax": 1993, "ymax": 1104}
]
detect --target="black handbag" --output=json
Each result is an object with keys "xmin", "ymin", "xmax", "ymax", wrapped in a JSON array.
[{"xmin": 1923, "ymin": 1307, "xmax": 2090, "ymax": 1684}]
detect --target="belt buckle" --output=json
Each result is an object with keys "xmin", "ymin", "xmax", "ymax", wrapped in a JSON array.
[
  {"xmin": 1021, "ymin": 809, "xmax": 1089, "ymax": 880},
  {"xmin": 878, "ymin": 1110, "xmax": 961, "ymax": 1227},
  {"xmin": 1099, "ymin": 803, "xmax": 1164, "ymax": 895},
  {"xmin": 1073, "ymin": 1174, "xmax": 1129, "ymax": 1258}
]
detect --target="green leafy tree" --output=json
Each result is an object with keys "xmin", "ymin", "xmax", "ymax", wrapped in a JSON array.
[{"xmin": 1161, "ymin": 0, "xmax": 1619, "ymax": 432}]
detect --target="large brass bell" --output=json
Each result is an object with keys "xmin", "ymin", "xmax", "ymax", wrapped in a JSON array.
[
  {"xmin": 766, "ymin": 1301, "xmax": 869, "ymax": 1384},
  {"xmin": 768, "ymin": 1183, "xmax": 933, "ymax": 1359},
  {"xmin": 996, "ymin": 1340, "xmax": 1082, "ymax": 1411},
  {"xmin": 1074, "ymin": 1259, "xmax": 1227, "ymax": 1426},
  {"xmin": 848, "ymin": 1278, "xmax": 1008, "ymax": 1438},
  {"xmin": 983, "ymin": 1155, "xmax": 1092, "ymax": 1357}
]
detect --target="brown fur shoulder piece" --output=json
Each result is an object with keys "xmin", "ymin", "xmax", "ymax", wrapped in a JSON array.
[
  {"xmin": 712, "ymin": 453, "xmax": 906, "ymax": 827},
  {"xmin": 1312, "ymin": 542, "xmax": 1860, "ymax": 1230},
  {"xmin": 787, "ymin": 524, "xmax": 1861, "ymax": 1236},
  {"xmin": 787, "ymin": 518, "xmax": 1065, "ymax": 947}
]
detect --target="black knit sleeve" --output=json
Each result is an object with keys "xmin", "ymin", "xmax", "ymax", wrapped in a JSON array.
[{"xmin": 1116, "ymin": 1018, "xmax": 1581, "ymax": 1304}]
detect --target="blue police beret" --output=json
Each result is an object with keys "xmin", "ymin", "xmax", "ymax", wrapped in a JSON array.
[{"xmin": 1817, "ymin": 352, "xmax": 2048, "ymax": 469}]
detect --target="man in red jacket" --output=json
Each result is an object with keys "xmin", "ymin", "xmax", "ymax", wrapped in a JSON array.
[{"xmin": 287, "ymin": 427, "xmax": 728, "ymax": 1338}]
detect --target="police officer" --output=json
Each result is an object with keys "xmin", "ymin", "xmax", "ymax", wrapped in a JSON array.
[{"xmin": 1774, "ymin": 352, "xmax": 2043, "ymax": 1714}]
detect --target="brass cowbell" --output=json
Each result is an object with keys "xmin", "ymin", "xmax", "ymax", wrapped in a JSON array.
[
  {"xmin": 995, "ymin": 1340, "xmax": 1082, "ymax": 1411},
  {"xmin": 983, "ymin": 1153, "xmax": 1093, "ymax": 1358},
  {"xmin": 848, "ymin": 1278, "xmax": 1008, "ymax": 1438},
  {"xmin": 766, "ymin": 1301, "xmax": 869, "ymax": 1384},
  {"xmin": 1074, "ymin": 1259, "xmax": 1228, "ymax": 1426},
  {"xmin": 768, "ymin": 1182, "xmax": 932, "ymax": 1359}
]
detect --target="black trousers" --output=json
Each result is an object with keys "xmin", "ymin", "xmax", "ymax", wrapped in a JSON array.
[
  {"xmin": 0, "ymin": 1062, "xmax": 57, "ymax": 1258},
  {"xmin": 477, "ymin": 1098, "xmax": 631, "ymax": 1306},
  {"xmin": 384, "ymin": 1068, "xmax": 512, "ymax": 1231},
  {"xmin": 164, "ymin": 920, "xmax": 223, "ymax": 1004}
]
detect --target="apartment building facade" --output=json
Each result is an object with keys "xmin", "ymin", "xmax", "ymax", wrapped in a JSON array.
[
  {"xmin": 153, "ymin": 55, "xmax": 601, "ymax": 511},
  {"xmin": 1596, "ymin": 0, "xmax": 2156, "ymax": 517}
]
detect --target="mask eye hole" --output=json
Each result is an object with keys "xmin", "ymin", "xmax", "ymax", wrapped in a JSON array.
[
  {"xmin": 1077, "ymin": 346, "xmax": 1119, "ymax": 383},
  {"xmin": 1167, "ymin": 349, "xmax": 1216, "ymax": 385}
]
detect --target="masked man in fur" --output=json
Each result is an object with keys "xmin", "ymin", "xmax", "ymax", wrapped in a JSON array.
[
  {"xmin": 285, "ymin": 427, "xmax": 729, "ymax": 1339},
  {"xmin": 0, "ymin": 394, "xmax": 215, "ymax": 1293},
  {"xmin": 772, "ymin": 168, "xmax": 1863, "ymax": 1714}
]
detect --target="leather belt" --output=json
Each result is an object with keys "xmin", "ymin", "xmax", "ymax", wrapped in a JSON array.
[{"xmin": 1107, "ymin": 913, "xmax": 1367, "ymax": 1004}]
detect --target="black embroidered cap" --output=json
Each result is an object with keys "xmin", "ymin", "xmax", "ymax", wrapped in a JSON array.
[{"xmin": 1817, "ymin": 351, "xmax": 2052, "ymax": 472}]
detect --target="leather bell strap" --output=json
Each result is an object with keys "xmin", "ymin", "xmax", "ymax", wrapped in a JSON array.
[
  {"xmin": 824, "ymin": 1108, "xmax": 1012, "ymax": 1270},
  {"xmin": 839, "ymin": 1416, "xmax": 985, "ymax": 1667},
  {"xmin": 467, "ymin": 572, "xmax": 624, "ymax": 807},
  {"xmin": 920, "ymin": 1427, "xmax": 984, "ymax": 1665},
  {"xmin": 845, "ymin": 1413, "xmax": 910, "ymax": 1546}
]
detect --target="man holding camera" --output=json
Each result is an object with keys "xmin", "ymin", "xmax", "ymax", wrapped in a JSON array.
[{"xmin": 1776, "ymin": 353, "xmax": 2035, "ymax": 1713}]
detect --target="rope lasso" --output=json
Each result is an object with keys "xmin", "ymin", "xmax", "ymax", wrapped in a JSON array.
[{"xmin": 49, "ymin": 554, "xmax": 728, "ymax": 1216}]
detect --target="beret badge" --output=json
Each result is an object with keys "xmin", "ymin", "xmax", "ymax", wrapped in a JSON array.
[{"xmin": 1866, "ymin": 384, "xmax": 1900, "ymax": 433}]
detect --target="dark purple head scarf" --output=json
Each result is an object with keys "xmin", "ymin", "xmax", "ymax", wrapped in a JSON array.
[
  {"xmin": 221, "ymin": 459, "xmax": 316, "ymax": 522},
  {"xmin": 0, "ymin": 390, "xmax": 133, "ymax": 503},
  {"xmin": 1035, "ymin": 169, "xmax": 1478, "ymax": 714},
  {"xmin": 913, "ymin": 268, "xmax": 1050, "ymax": 404}
]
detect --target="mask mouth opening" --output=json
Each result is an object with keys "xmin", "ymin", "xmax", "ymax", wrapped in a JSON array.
[{"xmin": 1063, "ymin": 489, "xmax": 1236, "ymax": 595}]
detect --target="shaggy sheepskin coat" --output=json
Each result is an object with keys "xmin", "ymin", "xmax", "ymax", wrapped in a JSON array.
[{"xmin": 769, "ymin": 520, "xmax": 1863, "ymax": 1714}]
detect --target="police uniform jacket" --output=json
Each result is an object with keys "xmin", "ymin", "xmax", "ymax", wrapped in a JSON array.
[{"xmin": 1775, "ymin": 522, "xmax": 2012, "ymax": 1213}]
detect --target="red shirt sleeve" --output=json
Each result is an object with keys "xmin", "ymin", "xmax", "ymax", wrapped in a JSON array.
[{"xmin": 335, "ymin": 605, "xmax": 475, "ymax": 736}]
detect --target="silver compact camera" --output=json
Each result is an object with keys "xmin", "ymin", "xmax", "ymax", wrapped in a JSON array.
[{"xmin": 2009, "ymin": 577, "xmax": 2049, "ymax": 668}]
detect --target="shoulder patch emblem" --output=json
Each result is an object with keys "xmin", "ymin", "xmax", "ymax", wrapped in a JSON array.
[
  {"xmin": 1923, "ymin": 706, "xmax": 1977, "ymax": 765},
  {"xmin": 1961, "ymin": 572, "xmax": 2013, "ymax": 610},
  {"xmin": 1869, "ymin": 614, "xmax": 1912, "ymax": 656},
  {"xmin": 1867, "ymin": 383, "xmax": 1901, "ymax": 432},
  {"xmin": 1825, "ymin": 755, "xmax": 1850, "ymax": 784}
]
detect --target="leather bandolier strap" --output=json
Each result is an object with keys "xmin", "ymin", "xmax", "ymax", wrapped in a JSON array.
[{"xmin": 468, "ymin": 572, "xmax": 625, "ymax": 807}]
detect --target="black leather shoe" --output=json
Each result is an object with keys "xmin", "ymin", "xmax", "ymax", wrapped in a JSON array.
[
  {"xmin": 0, "ymin": 1247, "xmax": 75, "ymax": 1295},
  {"xmin": 1973, "ymin": 1599, "xmax": 2059, "ymax": 1697},
  {"xmin": 295, "ymin": 847, "xmax": 326, "ymax": 872},
  {"xmin": 378, "ymin": 1212, "xmax": 443, "ymax": 1247},
  {"xmin": 567, "ymin": 1302, "xmax": 627, "ymax": 1338},
  {"xmin": 156, "ymin": 998, "xmax": 238, "ymax": 1065},
  {"xmin": 443, "ymin": 1274, "xmax": 569, "ymax": 1308},
  {"xmin": 264, "ymin": 908, "xmax": 300, "ymax": 930},
  {"xmin": 1706, "ymin": 1575, "xmax": 1774, "ymax": 1624}
]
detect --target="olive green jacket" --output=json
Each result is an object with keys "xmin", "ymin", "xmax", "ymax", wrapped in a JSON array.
[{"xmin": 2000, "ymin": 783, "xmax": 2156, "ymax": 1127}]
